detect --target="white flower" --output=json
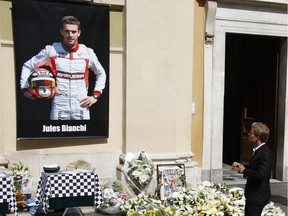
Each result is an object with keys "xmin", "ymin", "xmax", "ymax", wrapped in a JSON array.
[
  {"xmin": 131, "ymin": 170, "xmax": 142, "ymax": 177},
  {"xmin": 119, "ymin": 181, "xmax": 284, "ymax": 216},
  {"xmin": 171, "ymin": 191, "xmax": 181, "ymax": 199},
  {"xmin": 262, "ymin": 202, "xmax": 285, "ymax": 216},
  {"xmin": 139, "ymin": 174, "xmax": 149, "ymax": 183},
  {"xmin": 103, "ymin": 188, "xmax": 115, "ymax": 199},
  {"xmin": 11, "ymin": 161, "xmax": 30, "ymax": 178},
  {"xmin": 229, "ymin": 187, "xmax": 244, "ymax": 192},
  {"xmin": 124, "ymin": 151, "xmax": 154, "ymax": 193}
]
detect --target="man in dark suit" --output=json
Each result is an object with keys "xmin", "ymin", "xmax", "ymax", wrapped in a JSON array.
[{"xmin": 232, "ymin": 122, "xmax": 273, "ymax": 216}]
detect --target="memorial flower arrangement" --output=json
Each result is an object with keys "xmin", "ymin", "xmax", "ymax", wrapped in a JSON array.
[
  {"xmin": 119, "ymin": 181, "xmax": 284, "ymax": 216},
  {"xmin": 124, "ymin": 151, "xmax": 154, "ymax": 194},
  {"xmin": 120, "ymin": 193, "xmax": 170, "ymax": 215},
  {"xmin": 98, "ymin": 181, "xmax": 131, "ymax": 214},
  {"xmin": 97, "ymin": 150, "xmax": 154, "ymax": 215},
  {"xmin": 262, "ymin": 202, "xmax": 285, "ymax": 216},
  {"xmin": 11, "ymin": 161, "xmax": 30, "ymax": 180},
  {"xmin": 167, "ymin": 181, "xmax": 245, "ymax": 215},
  {"xmin": 11, "ymin": 161, "xmax": 31, "ymax": 208}
]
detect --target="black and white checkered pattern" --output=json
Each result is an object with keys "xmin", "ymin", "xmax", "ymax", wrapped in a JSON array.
[
  {"xmin": 36, "ymin": 171, "xmax": 103, "ymax": 212},
  {"xmin": 0, "ymin": 173, "xmax": 18, "ymax": 216}
]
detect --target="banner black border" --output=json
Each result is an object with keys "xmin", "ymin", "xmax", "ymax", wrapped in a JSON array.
[{"xmin": 12, "ymin": 0, "xmax": 110, "ymax": 140}]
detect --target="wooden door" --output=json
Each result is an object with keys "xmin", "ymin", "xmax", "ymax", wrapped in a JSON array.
[
  {"xmin": 223, "ymin": 33, "xmax": 280, "ymax": 177},
  {"xmin": 239, "ymin": 35, "xmax": 280, "ymax": 176}
]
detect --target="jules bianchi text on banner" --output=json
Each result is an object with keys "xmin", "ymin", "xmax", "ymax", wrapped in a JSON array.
[{"xmin": 42, "ymin": 124, "xmax": 87, "ymax": 132}]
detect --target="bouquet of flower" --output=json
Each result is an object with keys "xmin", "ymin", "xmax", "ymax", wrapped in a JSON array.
[
  {"xmin": 98, "ymin": 181, "xmax": 131, "ymax": 215},
  {"xmin": 262, "ymin": 202, "xmax": 285, "ymax": 216},
  {"xmin": 166, "ymin": 181, "xmax": 245, "ymax": 215},
  {"xmin": 124, "ymin": 151, "xmax": 154, "ymax": 194},
  {"xmin": 10, "ymin": 161, "xmax": 31, "ymax": 209},
  {"xmin": 11, "ymin": 161, "xmax": 30, "ymax": 179},
  {"xmin": 119, "ymin": 180, "xmax": 285, "ymax": 216},
  {"xmin": 120, "ymin": 193, "xmax": 175, "ymax": 216}
]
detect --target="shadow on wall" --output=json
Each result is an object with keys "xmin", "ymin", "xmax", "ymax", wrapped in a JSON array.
[{"xmin": 17, "ymin": 138, "xmax": 108, "ymax": 150}]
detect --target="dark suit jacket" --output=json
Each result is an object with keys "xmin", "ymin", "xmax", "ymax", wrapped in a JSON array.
[{"xmin": 243, "ymin": 144, "xmax": 273, "ymax": 206}]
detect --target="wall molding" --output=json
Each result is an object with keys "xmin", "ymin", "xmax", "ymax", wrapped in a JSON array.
[{"xmin": 204, "ymin": 0, "xmax": 217, "ymax": 45}]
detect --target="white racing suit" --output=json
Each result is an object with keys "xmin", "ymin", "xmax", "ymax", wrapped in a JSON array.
[{"xmin": 20, "ymin": 42, "xmax": 106, "ymax": 120}]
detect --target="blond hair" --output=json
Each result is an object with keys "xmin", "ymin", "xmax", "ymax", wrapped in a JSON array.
[{"xmin": 251, "ymin": 122, "xmax": 270, "ymax": 143}]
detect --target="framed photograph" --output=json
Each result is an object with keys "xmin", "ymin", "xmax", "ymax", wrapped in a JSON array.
[
  {"xmin": 12, "ymin": 0, "xmax": 110, "ymax": 140},
  {"xmin": 21, "ymin": 177, "xmax": 33, "ymax": 194},
  {"xmin": 156, "ymin": 164, "xmax": 186, "ymax": 200}
]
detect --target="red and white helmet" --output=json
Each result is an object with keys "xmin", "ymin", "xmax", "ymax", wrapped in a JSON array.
[{"xmin": 28, "ymin": 67, "xmax": 57, "ymax": 99}]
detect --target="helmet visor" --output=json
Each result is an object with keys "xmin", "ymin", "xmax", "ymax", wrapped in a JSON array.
[{"xmin": 30, "ymin": 77, "xmax": 56, "ymax": 88}]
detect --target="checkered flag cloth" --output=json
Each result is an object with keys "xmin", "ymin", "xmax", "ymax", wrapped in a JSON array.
[
  {"xmin": 0, "ymin": 173, "xmax": 18, "ymax": 216},
  {"xmin": 36, "ymin": 171, "xmax": 103, "ymax": 212}
]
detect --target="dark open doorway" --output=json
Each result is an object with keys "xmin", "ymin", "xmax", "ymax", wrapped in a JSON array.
[{"xmin": 223, "ymin": 33, "xmax": 281, "ymax": 178}]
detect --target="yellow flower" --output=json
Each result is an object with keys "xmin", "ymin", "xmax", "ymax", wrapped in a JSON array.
[
  {"xmin": 147, "ymin": 210, "xmax": 154, "ymax": 216},
  {"xmin": 206, "ymin": 203, "xmax": 213, "ymax": 209},
  {"xmin": 164, "ymin": 207, "xmax": 173, "ymax": 214},
  {"xmin": 210, "ymin": 207, "xmax": 218, "ymax": 214},
  {"xmin": 128, "ymin": 211, "xmax": 138, "ymax": 216}
]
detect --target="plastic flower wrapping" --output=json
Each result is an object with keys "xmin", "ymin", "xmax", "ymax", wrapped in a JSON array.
[
  {"xmin": 97, "ymin": 180, "xmax": 131, "ymax": 215},
  {"xmin": 124, "ymin": 150, "xmax": 154, "ymax": 194}
]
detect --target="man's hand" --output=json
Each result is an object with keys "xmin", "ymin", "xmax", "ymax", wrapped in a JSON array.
[
  {"xmin": 232, "ymin": 162, "xmax": 245, "ymax": 173},
  {"xmin": 80, "ymin": 96, "xmax": 97, "ymax": 108}
]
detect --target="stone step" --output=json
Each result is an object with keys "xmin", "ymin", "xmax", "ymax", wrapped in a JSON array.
[
  {"xmin": 231, "ymin": 173, "xmax": 244, "ymax": 178},
  {"xmin": 223, "ymin": 176, "xmax": 237, "ymax": 180},
  {"xmin": 223, "ymin": 170, "xmax": 238, "ymax": 174}
]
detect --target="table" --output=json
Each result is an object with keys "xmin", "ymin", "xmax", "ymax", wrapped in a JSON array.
[
  {"xmin": 0, "ymin": 173, "xmax": 18, "ymax": 216},
  {"xmin": 35, "ymin": 171, "xmax": 103, "ymax": 213}
]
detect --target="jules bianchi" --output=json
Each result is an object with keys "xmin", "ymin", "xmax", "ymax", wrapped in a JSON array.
[{"xmin": 42, "ymin": 124, "xmax": 87, "ymax": 132}]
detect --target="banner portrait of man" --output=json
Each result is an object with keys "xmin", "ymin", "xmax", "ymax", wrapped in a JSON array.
[{"xmin": 12, "ymin": 0, "xmax": 109, "ymax": 139}]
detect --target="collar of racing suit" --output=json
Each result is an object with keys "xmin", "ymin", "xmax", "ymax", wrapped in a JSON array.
[{"xmin": 61, "ymin": 42, "xmax": 79, "ymax": 52}]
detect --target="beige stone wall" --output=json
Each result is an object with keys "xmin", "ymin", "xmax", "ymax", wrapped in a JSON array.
[
  {"xmin": 0, "ymin": 1, "xmax": 13, "ymax": 41},
  {"xmin": 0, "ymin": 42, "xmax": 16, "ymax": 152},
  {"xmin": 125, "ymin": 0, "xmax": 194, "ymax": 154},
  {"xmin": 192, "ymin": 0, "xmax": 205, "ymax": 166}
]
